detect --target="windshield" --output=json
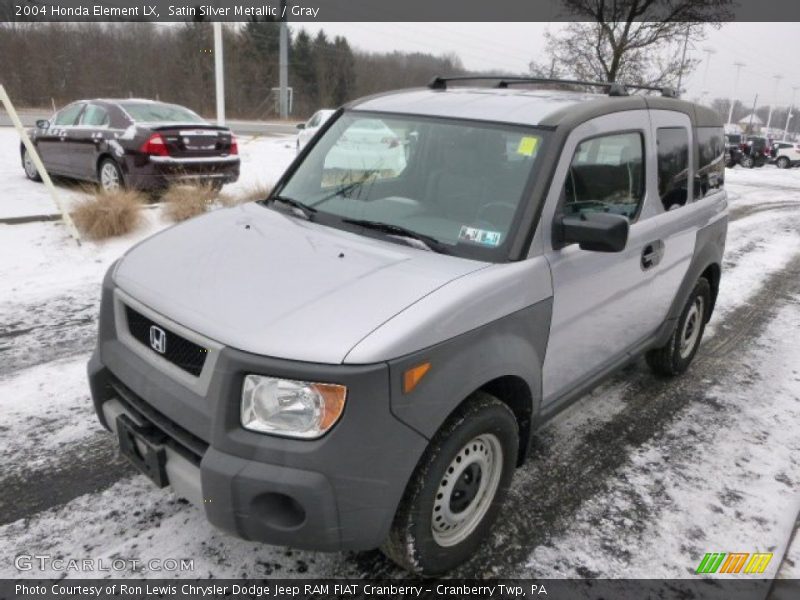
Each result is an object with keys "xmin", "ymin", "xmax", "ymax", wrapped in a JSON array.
[
  {"xmin": 120, "ymin": 102, "xmax": 205, "ymax": 124},
  {"xmin": 275, "ymin": 111, "xmax": 546, "ymax": 260}
]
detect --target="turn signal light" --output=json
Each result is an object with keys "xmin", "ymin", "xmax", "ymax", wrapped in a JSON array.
[{"xmin": 403, "ymin": 362, "xmax": 431, "ymax": 394}]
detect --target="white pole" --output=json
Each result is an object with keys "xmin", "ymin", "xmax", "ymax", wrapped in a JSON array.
[
  {"xmin": 727, "ymin": 62, "xmax": 744, "ymax": 126},
  {"xmin": 765, "ymin": 74, "xmax": 782, "ymax": 133},
  {"xmin": 279, "ymin": 1, "xmax": 289, "ymax": 119},
  {"xmin": 213, "ymin": 22, "xmax": 225, "ymax": 126},
  {"xmin": 782, "ymin": 86, "xmax": 797, "ymax": 141},
  {"xmin": 0, "ymin": 85, "xmax": 81, "ymax": 244}
]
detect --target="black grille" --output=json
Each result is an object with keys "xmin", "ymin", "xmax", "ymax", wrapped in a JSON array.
[{"xmin": 125, "ymin": 306, "xmax": 207, "ymax": 376}]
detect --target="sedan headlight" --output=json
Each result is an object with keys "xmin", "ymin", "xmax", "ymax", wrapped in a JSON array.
[{"xmin": 241, "ymin": 375, "xmax": 347, "ymax": 439}]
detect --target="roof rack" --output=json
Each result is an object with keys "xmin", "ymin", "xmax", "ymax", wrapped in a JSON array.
[{"xmin": 427, "ymin": 76, "xmax": 678, "ymax": 99}]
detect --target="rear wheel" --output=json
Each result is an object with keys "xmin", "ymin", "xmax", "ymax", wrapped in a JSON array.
[
  {"xmin": 22, "ymin": 148, "xmax": 42, "ymax": 182},
  {"xmin": 381, "ymin": 392, "xmax": 518, "ymax": 575},
  {"xmin": 740, "ymin": 155, "xmax": 754, "ymax": 168},
  {"xmin": 646, "ymin": 278, "xmax": 711, "ymax": 376},
  {"xmin": 777, "ymin": 156, "xmax": 790, "ymax": 169},
  {"xmin": 99, "ymin": 159, "xmax": 124, "ymax": 192}
]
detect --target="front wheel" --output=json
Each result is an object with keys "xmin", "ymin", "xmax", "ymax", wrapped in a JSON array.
[
  {"xmin": 381, "ymin": 392, "xmax": 518, "ymax": 575},
  {"xmin": 740, "ymin": 155, "xmax": 754, "ymax": 168},
  {"xmin": 99, "ymin": 159, "xmax": 124, "ymax": 192},
  {"xmin": 776, "ymin": 157, "xmax": 790, "ymax": 169},
  {"xmin": 646, "ymin": 278, "xmax": 711, "ymax": 376},
  {"xmin": 22, "ymin": 148, "xmax": 42, "ymax": 182}
]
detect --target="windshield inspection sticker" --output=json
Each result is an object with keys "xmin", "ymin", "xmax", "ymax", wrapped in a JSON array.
[
  {"xmin": 459, "ymin": 226, "xmax": 502, "ymax": 247},
  {"xmin": 517, "ymin": 136, "xmax": 539, "ymax": 156}
]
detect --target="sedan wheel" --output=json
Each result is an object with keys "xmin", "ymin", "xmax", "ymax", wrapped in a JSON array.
[
  {"xmin": 23, "ymin": 149, "xmax": 42, "ymax": 182},
  {"xmin": 99, "ymin": 160, "xmax": 123, "ymax": 192}
]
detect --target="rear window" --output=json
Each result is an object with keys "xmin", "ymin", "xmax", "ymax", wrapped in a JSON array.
[
  {"xmin": 696, "ymin": 127, "xmax": 725, "ymax": 199},
  {"xmin": 656, "ymin": 128, "xmax": 690, "ymax": 211},
  {"xmin": 119, "ymin": 102, "xmax": 204, "ymax": 124}
]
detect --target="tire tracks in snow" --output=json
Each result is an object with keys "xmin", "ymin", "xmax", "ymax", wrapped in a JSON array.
[{"xmin": 0, "ymin": 292, "xmax": 98, "ymax": 377}]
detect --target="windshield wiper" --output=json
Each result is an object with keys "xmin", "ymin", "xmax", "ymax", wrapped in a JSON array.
[
  {"xmin": 341, "ymin": 218, "xmax": 448, "ymax": 254},
  {"xmin": 270, "ymin": 195, "xmax": 317, "ymax": 219}
]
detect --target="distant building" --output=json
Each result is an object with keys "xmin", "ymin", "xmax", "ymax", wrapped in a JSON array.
[{"xmin": 738, "ymin": 113, "xmax": 763, "ymax": 134}]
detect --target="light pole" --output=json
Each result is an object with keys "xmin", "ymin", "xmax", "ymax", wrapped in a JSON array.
[
  {"xmin": 700, "ymin": 47, "xmax": 716, "ymax": 105},
  {"xmin": 278, "ymin": 0, "xmax": 289, "ymax": 119},
  {"xmin": 765, "ymin": 74, "xmax": 783, "ymax": 133},
  {"xmin": 784, "ymin": 86, "xmax": 798, "ymax": 141},
  {"xmin": 727, "ymin": 62, "xmax": 744, "ymax": 126},
  {"xmin": 213, "ymin": 22, "xmax": 225, "ymax": 126}
]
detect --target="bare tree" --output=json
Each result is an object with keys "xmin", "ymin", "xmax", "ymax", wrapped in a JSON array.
[{"xmin": 531, "ymin": 0, "xmax": 733, "ymax": 89}]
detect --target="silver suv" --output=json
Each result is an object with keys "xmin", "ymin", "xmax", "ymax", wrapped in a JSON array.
[{"xmin": 88, "ymin": 77, "xmax": 728, "ymax": 575}]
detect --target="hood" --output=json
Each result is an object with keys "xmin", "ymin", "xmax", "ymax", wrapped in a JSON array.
[{"xmin": 114, "ymin": 203, "xmax": 487, "ymax": 364}]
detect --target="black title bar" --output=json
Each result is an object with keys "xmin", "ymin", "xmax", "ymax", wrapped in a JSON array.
[{"xmin": 3, "ymin": 0, "xmax": 800, "ymax": 22}]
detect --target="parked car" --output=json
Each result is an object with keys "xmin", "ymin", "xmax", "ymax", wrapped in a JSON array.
[
  {"xmin": 295, "ymin": 109, "xmax": 335, "ymax": 153},
  {"xmin": 739, "ymin": 135, "xmax": 769, "ymax": 168},
  {"xmin": 724, "ymin": 133, "xmax": 743, "ymax": 168},
  {"xmin": 89, "ymin": 78, "xmax": 727, "ymax": 575},
  {"xmin": 21, "ymin": 99, "xmax": 239, "ymax": 191},
  {"xmin": 771, "ymin": 141, "xmax": 800, "ymax": 168}
]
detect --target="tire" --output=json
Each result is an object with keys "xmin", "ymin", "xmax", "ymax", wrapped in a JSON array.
[
  {"xmin": 776, "ymin": 156, "xmax": 790, "ymax": 169},
  {"xmin": 22, "ymin": 147, "xmax": 42, "ymax": 182},
  {"xmin": 98, "ymin": 158, "xmax": 124, "ymax": 192},
  {"xmin": 740, "ymin": 155, "xmax": 754, "ymax": 168},
  {"xmin": 646, "ymin": 278, "xmax": 711, "ymax": 377},
  {"xmin": 381, "ymin": 392, "xmax": 518, "ymax": 575}
]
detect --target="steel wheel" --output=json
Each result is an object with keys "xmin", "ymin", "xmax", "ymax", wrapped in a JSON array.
[
  {"xmin": 23, "ymin": 149, "xmax": 39, "ymax": 180},
  {"xmin": 100, "ymin": 161, "xmax": 122, "ymax": 191},
  {"xmin": 679, "ymin": 295, "xmax": 705, "ymax": 359},
  {"xmin": 431, "ymin": 433, "xmax": 503, "ymax": 547}
]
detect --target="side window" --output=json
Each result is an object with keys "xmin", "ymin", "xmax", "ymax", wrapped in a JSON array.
[
  {"xmin": 53, "ymin": 103, "xmax": 84, "ymax": 127},
  {"xmin": 696, "ymin": 126, "xmax": 724, "ymax": 199},
  {"xmin": 80, "ymin": 105, "xmax": 110, "ymax": 127},
  {"xmin": 563, "ymin": 132, "xmax": 644, "ymax": 221},
  {"xmin": 656, "ymin": 127, "xmax": 690, "ymax": 211}
]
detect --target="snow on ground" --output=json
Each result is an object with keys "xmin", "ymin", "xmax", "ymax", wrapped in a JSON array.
[{"xmin": 1, "ymin": 131, "xmax": 800, "ymax": 579}]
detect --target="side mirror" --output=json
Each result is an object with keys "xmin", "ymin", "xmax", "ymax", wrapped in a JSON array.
[
  {"xmin": 557, "ymin": 212, "xmax": 629, "ymax": 252},
  {"xmin": 36, "ymin": 119, "xmax": 50, "ymax": 129},
  {"xmin": 296, "ymin": 123, "xmax": 306, "ymax": 130}
]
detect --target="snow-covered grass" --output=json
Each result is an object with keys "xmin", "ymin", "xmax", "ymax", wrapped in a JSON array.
[{"xmin": 1, "ymin": 126, "xmax": 799, "ymax": 579}]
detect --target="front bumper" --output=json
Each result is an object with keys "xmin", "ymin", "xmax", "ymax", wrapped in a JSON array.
[{"xmin": 88, "ymin": 273, "xmax": 428, "ymax": 551}]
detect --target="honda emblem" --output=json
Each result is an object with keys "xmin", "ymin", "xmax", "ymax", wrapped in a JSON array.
[{"xmin": 149, "ymin": 325, "xmax": 167, "ymax": 354}]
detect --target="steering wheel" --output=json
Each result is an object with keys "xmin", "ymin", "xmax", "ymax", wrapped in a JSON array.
[{"xmin": 475, "ymin": 202, "xmax": 516, "ymax": 230}]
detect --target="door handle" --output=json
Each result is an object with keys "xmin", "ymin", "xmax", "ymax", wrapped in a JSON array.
[{"xmin": 641, "ymin": 241, "xmax": 664, "ymax": 270}]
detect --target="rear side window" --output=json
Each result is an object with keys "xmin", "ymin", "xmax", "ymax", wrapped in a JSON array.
[
  {"xmin": 80, "ymin": 105, "xmax": 110, "ymax": 127},
  {"xmin": 696, "ymin": 126, "xmax": 725, "ymax": 199},
  {"xmin": 656, "ymin": 128, "xmax": 689, "ymax": 211},
  {"xmin": 563, "ymin": 131, "xmax": 645, "ymax": 221}
]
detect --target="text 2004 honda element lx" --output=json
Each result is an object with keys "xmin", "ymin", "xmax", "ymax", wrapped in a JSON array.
[{"xmin": 89, "ymin": 77, "xmax": 727, "ymax": 574}]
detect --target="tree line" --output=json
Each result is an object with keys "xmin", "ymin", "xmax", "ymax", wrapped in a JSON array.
[{"xmin": 0, "ymin": 22, "xmax": 465, "ymax": 119}]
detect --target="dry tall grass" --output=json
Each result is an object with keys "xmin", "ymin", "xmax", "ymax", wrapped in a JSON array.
[
  {"xmin": 219, "ymin": 182, "xmax": 273, "ymax": 207},
  {"xmin": 71, "ymin": 189, "xmax": 146, "ymax": 240},
  {"xmin": 162, "ymin": 183, "xmax": 220, "ymax": 222}
]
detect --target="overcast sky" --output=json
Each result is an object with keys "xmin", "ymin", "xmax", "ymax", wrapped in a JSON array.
[{"xmin": 298, "ymin": 22, "xmax": 800, "ymax": 108}]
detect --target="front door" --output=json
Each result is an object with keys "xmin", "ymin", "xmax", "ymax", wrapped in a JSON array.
[
  {"xmin": 38, "ymin": 102, "xmax": 85, "ymax": 174},
  {"xmin": 540, "ymin": 110, "xmax": 665, "ymax": 402}
]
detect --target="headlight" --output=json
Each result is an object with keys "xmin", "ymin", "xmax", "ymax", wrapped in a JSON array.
[{"xmin": 241, "ymin": 375, "xmax": 347, "ymax": 439}]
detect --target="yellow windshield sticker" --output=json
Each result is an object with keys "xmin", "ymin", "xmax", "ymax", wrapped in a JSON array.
[{"xmin": 517, "ymin": 136, "xmax": 539, "ymax": 156}]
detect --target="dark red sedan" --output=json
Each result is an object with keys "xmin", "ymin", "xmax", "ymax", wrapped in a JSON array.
[{"xmin": 20, "ymin": 99, "xmax": 240, "ymax": 191}]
